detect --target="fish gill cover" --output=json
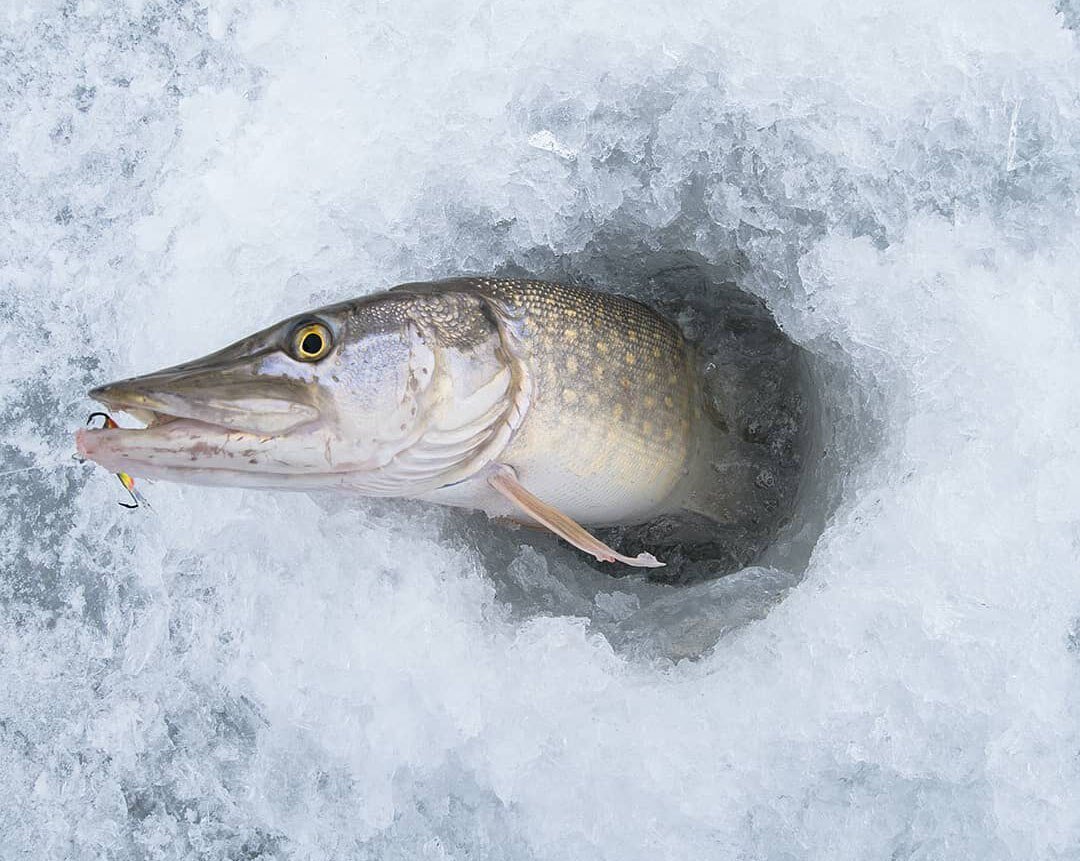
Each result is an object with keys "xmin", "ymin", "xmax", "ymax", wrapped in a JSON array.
[{"xmin": 2, "ymin": 0, "xmax": 1080, "ymax": 858}]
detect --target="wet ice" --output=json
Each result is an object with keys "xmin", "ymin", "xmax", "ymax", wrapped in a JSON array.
[{"xmin": 3, "ymin": 0, "xmax": 1080, "ymax": 858}]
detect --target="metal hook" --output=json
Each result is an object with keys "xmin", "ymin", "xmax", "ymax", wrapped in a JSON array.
[
  {"xmin": 118, "ymin": 494, "xmax": 140, "ymax": 509},
  {"xmin": 84, "ymin": 411, "xmax": 149, "ymax": 510},
  {"xmin": 115, "ymin": 472, "xmax": 146, "ymax": 510},
  {"xmin": 86, "ymin": 411, "xmax": 113, "ymax": 429}
]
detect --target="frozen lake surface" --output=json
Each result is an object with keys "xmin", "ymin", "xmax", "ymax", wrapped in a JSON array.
[{"xmin": 3, "ymin": 0, "xmax": 1080, "ymax": 857}]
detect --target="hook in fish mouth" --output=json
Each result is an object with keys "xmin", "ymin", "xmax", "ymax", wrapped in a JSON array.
[{"xmin": 75, "ymin": 373, "xmax": 327, "ymax": 490}]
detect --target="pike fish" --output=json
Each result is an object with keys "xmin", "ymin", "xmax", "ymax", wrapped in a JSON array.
[{"xmin": 76, "ymin": 278, "xmax": 741, "ymax": 567}]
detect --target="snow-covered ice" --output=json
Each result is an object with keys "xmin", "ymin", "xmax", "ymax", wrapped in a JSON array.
[{"xmin": 3, "ymin": 0, "xmax": 1080, "ymax": 857}]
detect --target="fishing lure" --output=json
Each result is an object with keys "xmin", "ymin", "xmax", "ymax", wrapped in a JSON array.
[{"xmin": 86, "ymin": 412, "xmax": 150, "ymax": 509}]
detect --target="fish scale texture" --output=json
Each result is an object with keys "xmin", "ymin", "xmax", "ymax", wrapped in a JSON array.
[{"xmin": 481, "ymin": 278, "xmax": 698, "ymax": 524}]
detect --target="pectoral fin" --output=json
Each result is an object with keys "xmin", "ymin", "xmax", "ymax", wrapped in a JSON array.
[{"xmin": 487, "ymin": 465, "xmax": 664, "ymax": 568}]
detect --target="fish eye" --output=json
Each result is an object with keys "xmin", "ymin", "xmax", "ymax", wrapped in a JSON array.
[{"xmin": 292, "ymin": 322, "xmax": 332, "ymax": 362}]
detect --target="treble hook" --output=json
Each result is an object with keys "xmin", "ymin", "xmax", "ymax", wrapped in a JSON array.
[
  {"xmin": 85, "ymin": 412, "xmax": 149, "ymax": 510},
  {"xmin": 86, "ymin": 411, "xmax": 113, "ymax": 428}
]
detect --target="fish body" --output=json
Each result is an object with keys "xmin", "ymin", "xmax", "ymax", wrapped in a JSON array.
[
  {"xmin": 77, "ymin": 278, "xmax": 738, "ymax": 562},
  {"xmin": 414, "ymin": 279, "xmax": 715, "ymax": 525}
]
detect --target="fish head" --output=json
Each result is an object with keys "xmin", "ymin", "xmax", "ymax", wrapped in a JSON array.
[{"xmin": 76, "ymin": 286, "xmax": 526, "ymax": 493}]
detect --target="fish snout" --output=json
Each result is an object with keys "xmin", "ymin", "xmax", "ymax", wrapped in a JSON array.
[
  {"xmin": 74, "ymin": 427, "xmax": 92, "ymax": 459},
  {"xmin": 88, "ymin": 382, "xmax": 126, "ymax": 404},
  {"xmin": 86, "ymin": 373, "xmax": 319, "ymax": 436},
  {"xmin": 74, "ymin": 422, "xmax": 132, "ymax": 475}
]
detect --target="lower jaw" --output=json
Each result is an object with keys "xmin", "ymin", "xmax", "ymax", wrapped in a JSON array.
[
  {"xmin": 93, "ymin": 459, "xmax": 352, "ymax": 492},
  {"xmin": 74, "ymin": 423, "xmax": 328, "ymax": 491}
]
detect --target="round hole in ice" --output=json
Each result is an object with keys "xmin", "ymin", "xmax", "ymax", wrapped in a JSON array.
[{"xmin": 412, "ymin": 240, "xmax": 880, "ymax": 661}]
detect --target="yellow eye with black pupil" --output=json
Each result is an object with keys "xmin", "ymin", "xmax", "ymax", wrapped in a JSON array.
[{"xmin": 293, "ymin": 322, "xmax": 332, "ymax": 361}]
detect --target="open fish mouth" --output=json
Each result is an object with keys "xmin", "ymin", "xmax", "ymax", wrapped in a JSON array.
[
  {"xmin": 75, "ymin": 383, "xmax": 325, "ymax": 488},
  {"xmin": 77, "ymin": 412, "xmax": 261, "ymax": 479}
]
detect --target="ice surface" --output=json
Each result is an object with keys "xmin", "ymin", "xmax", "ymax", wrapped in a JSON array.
[{"xmin": 3, "ymin": 0, "xmax": 1080, "ymax": 858}]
